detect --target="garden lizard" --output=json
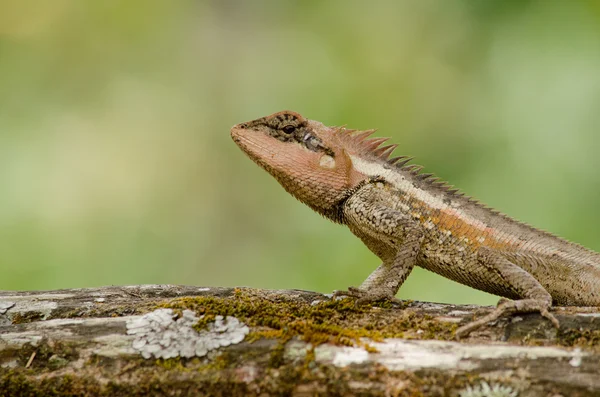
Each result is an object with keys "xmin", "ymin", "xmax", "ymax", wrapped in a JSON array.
[{"xmin": 231, "ymin": 111, "xmax": 600, "ymax": 337}]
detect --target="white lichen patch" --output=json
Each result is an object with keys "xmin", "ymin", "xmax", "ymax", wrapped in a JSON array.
[
  {"xmin": 0, "ymin": 331, "xmax": 44, "ymax": 347},
  {"xmin": 446, "ymin": 310, "xmax": 472, "ymax": 317},
  {"xmin": 0, "ymin": 301, "xmax": 15, "ymax": 314},
  {"xmin": 330, "ymin": 346, "xmax": 370, "ymax": 367},
  {"xmin": 126, "ymin": 308, "xmax": 249, "ymax": 359},
  {"xmin": 569, "ymin": 348, "xmax": 583, "ymax": 367},
  {"xmin": 34, "ymin": 318, "xmax": 85, "ymax": 328},
  {"xmin": 576, "ymin": 312, "xmax": 600, "ymax": 318},
  {"xmin": 6, "ymin": 300, "xmax": 58, "ymax": 320},
  {"xmin": 1, "ymin": 359, "xmax": 19, "ymax": 369},
  {"xmin": 459, "ymin": 381, "xmax": 518, "ymax": 397},
  {"xmin": 318, "ymin": 339, "xmax": 589, "ymax": 372},
  {"xmin": 1, "ymin": 293, "xmax": 73, "ymax": 301}
]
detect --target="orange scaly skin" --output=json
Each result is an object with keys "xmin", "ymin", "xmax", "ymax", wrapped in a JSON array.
[{"xmin": 231, "ymin": 111, "xmax": 600, "ymax": 337}]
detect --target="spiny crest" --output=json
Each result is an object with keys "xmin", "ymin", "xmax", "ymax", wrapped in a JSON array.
[
  {"xmin": 334, "ymin": 126, "xmax": 579, "ymax": 247},
  {"xmin": 336, "ymin": 127, "xmax": 469, "ymax": 199},
  {"xmin": 337, "ymin": 128, "xmax": 426, "ymax": 175},
  {"xmin": 337, "ymin": 127, "xmax": 392, "ymax": 161}
]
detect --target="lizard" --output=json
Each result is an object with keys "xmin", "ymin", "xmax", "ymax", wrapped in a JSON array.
[{"xmin": 230, "ymin": 110, "xmax": 600, "ymax": 337}]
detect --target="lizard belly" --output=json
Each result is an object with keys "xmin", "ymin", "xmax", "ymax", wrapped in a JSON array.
[
  {"xmin": 417, "ymin": 241, "xmax": 521, "ymax": 300},
  {"xmin": 351, "ymin": 224, "xmax": 523, "ymax": 299}
]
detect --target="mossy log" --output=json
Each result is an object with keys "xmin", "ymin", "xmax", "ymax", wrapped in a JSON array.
[{"xmin": 1, "ymin": 285, "xmax": 599, "ymax": 396}]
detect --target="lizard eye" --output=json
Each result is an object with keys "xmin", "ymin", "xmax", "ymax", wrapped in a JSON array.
[{"xmin": 282, "ymin": 125, "xmax": 296, "ymax": 134}]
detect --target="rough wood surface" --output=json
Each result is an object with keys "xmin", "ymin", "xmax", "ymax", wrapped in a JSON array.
[{"xmin": 1, "ymin": 285, "xmax": 599, "ymax": 396}]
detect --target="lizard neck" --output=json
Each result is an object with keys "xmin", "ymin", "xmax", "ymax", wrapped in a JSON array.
[{"xmin": 317, "ymin": 178, "xmax": 375, "ymax": 224}]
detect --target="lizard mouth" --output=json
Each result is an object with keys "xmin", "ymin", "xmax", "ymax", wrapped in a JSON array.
[
  {"xmin": 230, "ymin": 125, "xmax": 278, "ymax": 167},
  {"xmin": 229, "ymin": 123, "xmax": 245, "ymax": 139}
]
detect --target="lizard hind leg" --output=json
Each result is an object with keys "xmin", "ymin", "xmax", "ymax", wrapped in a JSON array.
[{"xmin": 455, "ymin": 248, "xmax": 560, "ymax": 339}]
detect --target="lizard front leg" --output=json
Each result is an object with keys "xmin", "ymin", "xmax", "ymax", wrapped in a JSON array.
[
  {"xmin": 455, "ymin": 247, "xmax": 560, "ymax": 338},
  {"xmin": 334, "ymin": 184, "xmax": 425, "ymax": 305}
]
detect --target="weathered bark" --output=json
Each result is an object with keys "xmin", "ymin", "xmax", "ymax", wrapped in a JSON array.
[{"xmin": 1, "ymin": 285, "xmax": 599, "ymax": 396}]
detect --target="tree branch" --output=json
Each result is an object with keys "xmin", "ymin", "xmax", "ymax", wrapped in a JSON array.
[{"xmin": 1, "ymin": 285, "xmax": 599, "ymax": 396}]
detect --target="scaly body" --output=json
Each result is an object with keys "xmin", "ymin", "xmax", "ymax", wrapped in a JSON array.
[{"xmin": 231, "ymin": 111, "xmax": 600, "ymax": 336}]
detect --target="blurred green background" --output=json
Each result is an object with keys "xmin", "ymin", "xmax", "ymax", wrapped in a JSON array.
[{"xmin": 2, "ymin": 1, "xmax": 600, "ymax": 306}]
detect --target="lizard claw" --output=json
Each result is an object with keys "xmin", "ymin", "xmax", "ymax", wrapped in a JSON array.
[
  {"xmin": 455, "ymin": 299, "xmax": 560, "ymax": 339},
  {"xmin": 332, "ymin": 287, "xmax": 362, "ymax": 299},
  {"xmin": 333, "ymin": 287, "xmax": 401, "ymax": 306},
  {"xmin": 540, "ymin": 309, "xmax": 560, "ymax": 329}
]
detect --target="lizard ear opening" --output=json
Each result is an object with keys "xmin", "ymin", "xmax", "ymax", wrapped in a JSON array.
[{"xmin": 319, "ymin": 154, "xmax": 336, "ymax": 169}]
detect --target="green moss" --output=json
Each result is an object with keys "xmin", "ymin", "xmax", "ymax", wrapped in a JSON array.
[
  {"xmin": 268, "ymin": 343, "xmax": 286, "ymax": 369},
  {"xmin": 192, "ymin": 313, "xmax": 216, "ymax": 332},
  {"xmin": 209, "ymin": 353, "xmax": 232, "ymax": 371},
  {"xmin": 1, "ymin": 363, "xmax": 494, "ymax": 397},
  {"xmin": 558, "ymin": 328, "xmax": 600, "ymax": 350},
  {"xmin": 303, "ymin": 347, "xmax": 316, "ymax": 368},
  {"xmin": 10, "ymin": 311, "xmax": 44, "ymax": 324},
  {"xmin": 155, "ymin": 357, "xmax": 188, "ymax": 371},
  {"xmin": 1, "ymin": 339, "xmax": 80, "ymax": 373},
  {"xmin": 159, "ymin": 289, "xmax": 457, "ymax": 351},
  {"xmin": 0, "ymin": 371, "xmax": 105, "ymax": 396},
  {"xmin": 0, "ymin": 340, "xmax": 523, "ymax": 397},
  {"xmin": 0, "ymin": 290, "xmax": 464, "ymax": 395},
  {"xmin": 47, "ymin": 301, "xmax": 160, "ymax": 322}
]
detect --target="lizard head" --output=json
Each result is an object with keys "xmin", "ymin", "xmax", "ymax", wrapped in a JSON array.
[{"xmin": 231, "ymin": 111, "xmax": 367, "ymax": 221}]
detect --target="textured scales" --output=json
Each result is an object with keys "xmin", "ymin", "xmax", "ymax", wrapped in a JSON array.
[{"xmin": 231, "ymin": 111, "xmax": 600, "ymax": 337}]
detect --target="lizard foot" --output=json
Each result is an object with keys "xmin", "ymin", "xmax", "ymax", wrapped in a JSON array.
[
  {"xmin": 455, "ymin": 299, "xmax": 560, "ymax": 339},
  {"xmin": 333, "ymin": 287, "xmax": 401, "ymax": 306}
]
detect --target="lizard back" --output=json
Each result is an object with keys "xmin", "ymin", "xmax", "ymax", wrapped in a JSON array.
[{"xmin": 343, "ymin": 131, "xmax": 600, "ymax": 305}]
